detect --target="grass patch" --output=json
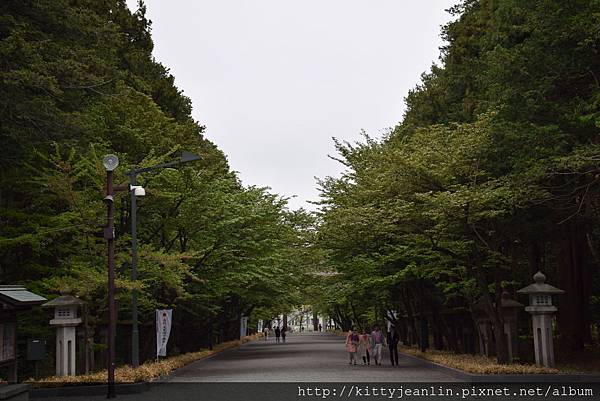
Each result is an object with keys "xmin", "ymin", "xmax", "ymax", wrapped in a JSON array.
[
  {"xmin": 399, "ymin": 345, "xmax": 559, "ymax": 375},
  {"xmin": 26, "ymin": 333, "xmax": 262, "ymax": 387}
]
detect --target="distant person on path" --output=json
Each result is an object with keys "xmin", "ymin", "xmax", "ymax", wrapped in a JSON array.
[
  {"xmin": 318, "ymin": 323, "xmax": 322, "ymax": 332},
  {"xmin": 359, "ymin": 329, "xmax": 371, "ymax": 365},
  {"xmin": 345, "ymin": 328, "xmax": 360, "ymax": 365},
  {"xmin": 281, "ymin": 325, "xmax": 287, "ymax": 343},
  {"xmin": 263, "ymin": 326, "xmax": 269, "ymax": 341},
  {"xmin": 275, "ymin": 326, "xmax": 281, "ymax": 343},
  {"xmin": 387, "ymin": 326, "xmax": 400, "ymax": 366},
  {"xmin": 370, "ymin": 325, "xmax": 385, "ymax": 365}
]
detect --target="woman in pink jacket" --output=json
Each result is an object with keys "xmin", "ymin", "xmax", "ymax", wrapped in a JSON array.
[{"xmin": 345, "ymin": 328, "xmax": 360, "ymax": 365}]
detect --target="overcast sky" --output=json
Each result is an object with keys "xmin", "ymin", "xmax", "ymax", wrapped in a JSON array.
[{"xmin": 125, "ymin": 0, "xmax": 456, "ymax": 210}]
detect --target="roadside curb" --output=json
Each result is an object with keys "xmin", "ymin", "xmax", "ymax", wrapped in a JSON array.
[
  {"xmin": 30, "ymin": 382, "xmax": 150, "ymax": 398},
  {"xmin": 399, "ymin": 351, "xmax": 471, "ymax": 381},
  {"xmin": 0, "ymin": 384, "xmax": 30, "ymax": 400},
  {"xmin": 29, "ymin": 335, "xmax": 263, "ymax": 398},
  {"xmin": 398, "ymin": 351, "xmax": 600, "ymax": 383}
]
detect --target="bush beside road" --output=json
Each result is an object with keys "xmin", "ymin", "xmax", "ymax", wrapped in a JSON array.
[{"xmin": 26, "ymin": 334, "xmax": 263, "ymax": 387}]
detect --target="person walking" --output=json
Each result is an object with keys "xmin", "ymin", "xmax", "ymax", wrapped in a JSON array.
[
  {"xmin": 274, "ymin": 326, "xmax": 281, "ymax": 343},
  {"xmin": 263, "ymin": 326, "xmax": 269, "ymax": 341},
  {"xmin": 281, "ymin": 325, "xmax": 287, "ymax": 343},
  {"xmin": 370, "ymin": 325, "xmax": 385, "ymax": 365},
  {"xmin": 359, "ymin": 329, "xmax": 371, "ymax": 365},
  {"xmin": 387, "ymin": 326, "xmax": 400, "ymax": 366},
  {"xmin": 345, "ymin": 328, "xmax": 360, "ymax": 365},
  {"xmin": 318, "ymin": 323, "xmax": 322, "ymax": 332}
]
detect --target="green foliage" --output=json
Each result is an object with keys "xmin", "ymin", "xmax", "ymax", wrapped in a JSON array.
[
  {"xmin": 313, "ymin": 0, "xmax": 600, "ymax": 358},
  {"xmin": 0, "ymin": 0, "xmax": 314, "ymax": 374}
]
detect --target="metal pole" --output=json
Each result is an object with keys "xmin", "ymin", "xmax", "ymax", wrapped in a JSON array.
[
  {"xmin": 130, "ymin": 173, "xmax": 139, "ymax": 368},
  {"xmin": 126, "ymin": 152, "xmax": 200, "ymax": 369},
  {"xmin": 106, "ymin": 170, "xmax": 116, "ymax": 399}
]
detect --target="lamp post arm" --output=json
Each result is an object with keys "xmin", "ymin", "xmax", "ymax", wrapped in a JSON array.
[
  {"xmin": 127, "ymin": 153, "xmax": 201, "ymax": 176},
  {"xmin": 127, "ymin": 160, "xmax": 182, "ymax": 176}
]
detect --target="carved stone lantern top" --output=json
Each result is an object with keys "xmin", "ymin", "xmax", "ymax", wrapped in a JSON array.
[
  {"xmin": 42, "ymin": 289, "xmax": 84, "ymax": 326},
  {"xmin": 517, "ymin": 271, "xmax": 564, "ymax": 312},
  {"xmin": 500, "ymin": 291, "xmax": 524, "ymax": 309},
  {"xmin": 517, "ymin": 271, "xmax": 565, "ymax": 296}
]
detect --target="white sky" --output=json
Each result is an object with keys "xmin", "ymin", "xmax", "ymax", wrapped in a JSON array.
[{"xmin": 126, "ymin": 1, "xmax": 456, "ymax": 210}]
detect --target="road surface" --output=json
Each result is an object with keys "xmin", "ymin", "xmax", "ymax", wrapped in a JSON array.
[
  {"xmin": 33, "ymin": 332, "xmax": 462, "ymax": 401},
  {"xmin": 167, "ymin": 331, "xmax": 459, "ymax": 382}
]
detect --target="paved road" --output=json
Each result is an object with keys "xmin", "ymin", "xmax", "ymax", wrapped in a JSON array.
[
  {"xmin": 167, "ymin": 332, "xmax": 460, "ymax": 382},
  {"xmin": 33, "ymin": 332, "xmax": 461, "ymax": 401}
]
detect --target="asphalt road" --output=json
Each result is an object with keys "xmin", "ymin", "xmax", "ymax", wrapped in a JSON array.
[
  {"xmin": 166, "ymin": 332, "xmax": 460, "ymax": 382},
  {"xmin": 32, "ymin": 332, "xmax": 462, "ymax": 401}
]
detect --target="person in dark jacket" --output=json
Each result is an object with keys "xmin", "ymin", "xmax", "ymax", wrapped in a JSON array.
[
  {"xmin": 275, "ymin": 326, "xmax": 281, "ymax": 343},
  {"xmin": 387, "ymin": 326, "xmax": 400, "ymax": 366},
  {"xmin": 281, "ymin": 325, "xmax": 287, "ymax": 343}
]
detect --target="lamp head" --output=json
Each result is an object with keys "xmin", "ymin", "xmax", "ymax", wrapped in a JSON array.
[
  {"xmin": 181, "ymin": 151, "xmax": 201, "ymax": 163},
  {"xmin": 102, "ymin": 154, "xmax": 119, "ymax": 171},
  {"xmin": 130, "ymin": 185, "xmax": 145, "ymax": 197}
]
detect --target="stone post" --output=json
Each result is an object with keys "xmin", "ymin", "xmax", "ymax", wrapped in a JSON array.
[
  {"xmin": 42, "ymin": 290, "xmax": 84, "ymax": 376},
  {"xmin": 517, "ymin": 271, "xmax": 564, "ymax": 367}
]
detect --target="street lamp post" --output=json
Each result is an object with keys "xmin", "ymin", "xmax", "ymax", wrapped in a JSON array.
[
  {"xmin": 127, "ymin": 151, "xmax": 201, "ymax": 368},
  {"xmin": 130, "ymin": 172, "xmax": 140, "ymax": 368},
  {"xmin": 102, "ymin": 154, "xmax": 119, "ymax": 399}
]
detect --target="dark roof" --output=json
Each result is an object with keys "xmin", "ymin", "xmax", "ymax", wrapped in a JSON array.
[{"xmin": 0, "ymin": 286, "xmax": 46, "ymax": 307}]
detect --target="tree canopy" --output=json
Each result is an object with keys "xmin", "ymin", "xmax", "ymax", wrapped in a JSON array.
[
  {"xmin": 1, "ymin": 0, "xmax": 315, "ymax": 375},
  {"xmin": 313, "ymin": 0, "xmax": 600, "ymax": 364}
]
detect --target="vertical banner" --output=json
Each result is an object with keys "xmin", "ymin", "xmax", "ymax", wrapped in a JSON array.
[
  {"xmin": 240, "ymin": 316, "xmax": 248, "ymax": 339},
  {"xmin": 156, "ymin": 309, "xmax": 172, "ymax": 358}
]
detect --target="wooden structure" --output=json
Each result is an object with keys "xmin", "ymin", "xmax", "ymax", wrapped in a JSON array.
[{"xmin": 0, "ymin": 285, "xmax": 46, "ymax": 382}]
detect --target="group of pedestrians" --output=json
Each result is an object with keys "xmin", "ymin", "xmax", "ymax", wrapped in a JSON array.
[
  {"xmin": 345, "ymin": 325, "xmax": 400, "ymax": 366},
  {"xmin": 263, "ymin": 325, "xmax": 287, "ymax": 343}
]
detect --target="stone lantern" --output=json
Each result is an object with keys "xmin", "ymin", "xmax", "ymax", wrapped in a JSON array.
[
  {"xmin": 517, "ymin": 271, "xmax": 564, "ymax": 367},
  {"xmin": 42, "ymin": 290, "xmax": 84, "ymax": 376},
  {"xmin": 500, "ymin": 291, "xmax": 523, "ymax": 363},
  {"xmin": 472, "ymin": 299, "xmax": 494, "ymax": 357}
]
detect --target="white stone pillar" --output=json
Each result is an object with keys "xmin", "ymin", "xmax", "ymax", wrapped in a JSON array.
[{"xmin": 56, "ymin": 325, "xmax": 77, "ymax": 376}]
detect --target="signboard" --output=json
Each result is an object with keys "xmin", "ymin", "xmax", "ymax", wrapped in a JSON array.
[{"xmin": 156, "ymin": 309, "xmax": 172, "ymax": 357}]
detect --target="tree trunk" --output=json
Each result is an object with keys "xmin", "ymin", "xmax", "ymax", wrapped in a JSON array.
[
  {"xmin": 469, "ymin": 257, "xmax": 509, "ymax": 364},
  {"xmin": 402, "ymin": 290, "xmax": 418, "ymax": 346},
  {"xmin": 557, "ymin": 220, "xmax": 592, "ymax": 350},
  {"xmin": 418, "ymin": 281, "xmax": 429, "ymax": 352}
]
